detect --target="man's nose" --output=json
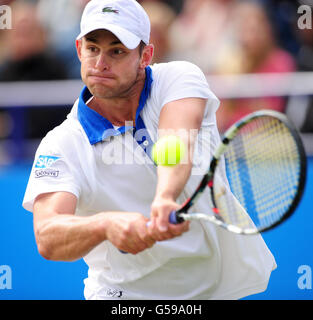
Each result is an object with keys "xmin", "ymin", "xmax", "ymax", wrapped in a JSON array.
[{"xmin": 95, "ymin": 53, "xmax": 109, "ymax": 71}]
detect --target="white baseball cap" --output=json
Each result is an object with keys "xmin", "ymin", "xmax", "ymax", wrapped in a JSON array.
[{"xmin": 77, "ymin": 0, "xmax": 151, "ymax": 50}]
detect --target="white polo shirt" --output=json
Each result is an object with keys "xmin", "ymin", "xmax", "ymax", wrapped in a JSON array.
[{"xmin": 23, "ymin": 61, "xmax": 276, "ymax": 300}]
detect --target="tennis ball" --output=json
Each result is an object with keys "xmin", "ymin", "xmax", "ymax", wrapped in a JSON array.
[{"xmin": 152, "ymin": 135, "xmax": 186, "ymax": 166}]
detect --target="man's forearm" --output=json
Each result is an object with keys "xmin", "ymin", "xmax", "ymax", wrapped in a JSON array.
[
  {"xmin": 155, "ymin": 162, "xmax": 193, "ymax": 201},
  {"xmin": 34, "ymin": 213, "xmax": 107, "ymax": 262},
  {"xmin": 154, "ymin": 129, "xmax": 196, "ymax": 202}
]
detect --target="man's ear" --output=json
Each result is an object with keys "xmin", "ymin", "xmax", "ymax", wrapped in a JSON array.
[
  {"xmin": 76, "ymin": 39, "xmax": 82, "ymax": 62},
  {"xmin": 140, "ymin": 44, "xmax": 154, "ymax": 69}
]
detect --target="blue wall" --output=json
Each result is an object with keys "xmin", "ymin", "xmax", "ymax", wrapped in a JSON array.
[{"xmin": 0, "ymin": 159, "xmax": 312, "ymax": 300}]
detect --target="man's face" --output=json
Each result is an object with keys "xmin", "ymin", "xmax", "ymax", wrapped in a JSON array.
[{"xmin": 76, "ymin": 30, "xmax": 144, "ymax": 99}]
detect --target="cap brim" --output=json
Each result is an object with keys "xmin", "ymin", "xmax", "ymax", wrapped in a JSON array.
[{"xmin": 76, "ymin": 22, "xmax": 141, "ymax": 50}]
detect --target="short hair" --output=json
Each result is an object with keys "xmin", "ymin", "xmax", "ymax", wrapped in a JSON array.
[{"xmin": 139, "ymin": 41, "xmax": 146, "ymax": 56}]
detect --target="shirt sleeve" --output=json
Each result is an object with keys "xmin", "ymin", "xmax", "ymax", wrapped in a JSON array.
[
  {"xmin": 22, "ymin": 134, "xmax": 81, "ymax": 213},
  {"xmin": 153, "ymin": 61, "xmax": 220, "ymax": 124}
]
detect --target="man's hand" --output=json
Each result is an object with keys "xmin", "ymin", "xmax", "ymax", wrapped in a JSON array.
[
  {"xmin": 148, "ymin": 195, "xmax": 190, "ymax": 242},
  {"xmin": 103, "ymin": 212, "xmax": 156, "ymax": 255}
]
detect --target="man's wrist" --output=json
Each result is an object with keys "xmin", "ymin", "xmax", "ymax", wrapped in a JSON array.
[{"xmin": 91, "ymin": 212, "xmax": 111, "ymax": 243}]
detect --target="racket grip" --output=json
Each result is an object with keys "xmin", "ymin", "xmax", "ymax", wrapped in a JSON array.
[{"xmin": 169, "ymin": 211, "xmax": 180, "ymax": 224}]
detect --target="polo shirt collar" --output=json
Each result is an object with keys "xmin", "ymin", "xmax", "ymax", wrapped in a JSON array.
[{"xmin": 78, "ymin": 66, "xmax": 153, "ymax": 145}]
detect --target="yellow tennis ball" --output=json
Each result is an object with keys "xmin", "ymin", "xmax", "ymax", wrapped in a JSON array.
[{"xmin": 152, "ymin": 135, "xmax": 186, "ymax": 166}]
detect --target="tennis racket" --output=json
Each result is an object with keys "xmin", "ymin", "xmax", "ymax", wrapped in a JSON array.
[{"xmin": 169, "ymin": 110, "xmax": 307, "ymax": 235}]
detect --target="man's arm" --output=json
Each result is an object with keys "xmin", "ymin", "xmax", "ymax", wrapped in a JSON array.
[
  {"xmin": 149, "ymin": 97, "xmax": 207, "ymax": 240},
  {"xmin": 33, "ymin": 192, "xmax": 156, "ymax": 260}
]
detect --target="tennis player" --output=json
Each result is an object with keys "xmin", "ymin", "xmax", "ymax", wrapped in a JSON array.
[{"xmin": 23, "ymin": 0, "xmax": 276, "ymax": 300}]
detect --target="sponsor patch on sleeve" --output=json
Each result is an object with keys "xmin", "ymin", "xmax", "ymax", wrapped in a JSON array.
[{"xmin": 34, "ymin": 155, "xmax": 60, "ymax": 178}]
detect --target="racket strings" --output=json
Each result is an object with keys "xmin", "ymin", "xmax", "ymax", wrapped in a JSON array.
[{"xmin": 214, "ymin": 116, "xmax": 301, "ymax": 231}]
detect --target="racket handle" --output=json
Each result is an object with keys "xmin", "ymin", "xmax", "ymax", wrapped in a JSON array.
[{"xmin": 169, "ymin": 211, "xmax": 185, "ymax": 224}]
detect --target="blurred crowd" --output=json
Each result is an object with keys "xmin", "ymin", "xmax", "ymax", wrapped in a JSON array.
[{"xmin": 0, "ymin": 0, "xmax": 312, "ymax": 162}]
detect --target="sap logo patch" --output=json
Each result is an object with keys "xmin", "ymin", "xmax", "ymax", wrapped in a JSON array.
[
  {"xmin": 34, "ymin": 155, "xmax": 60, "ymax": 179},
  {"xmin": 35, "ymin": 155, "xmax": 60, "ymax": 169}
]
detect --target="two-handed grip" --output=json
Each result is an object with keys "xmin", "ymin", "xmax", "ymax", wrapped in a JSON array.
[{"xmin": 120, "ymin": 211, "xmax": 181, "ymax": 254}]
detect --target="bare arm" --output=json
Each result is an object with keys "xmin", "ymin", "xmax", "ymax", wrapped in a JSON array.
[
  {"xmin": 33, "ymin": 192, "xmax": 156, "ymax": 260},
  {"xmin": 149, "ymin": 97, "xmax": 207, "ymax": 239}
]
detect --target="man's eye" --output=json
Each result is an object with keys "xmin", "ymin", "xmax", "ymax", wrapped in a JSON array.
[
  {"xmin": 88, "ymin": 47, "xmax": 97, "ymax": 53},
  {"xmin": 113, "ymin": 48, "xmax": 124, "ymax": 55}
]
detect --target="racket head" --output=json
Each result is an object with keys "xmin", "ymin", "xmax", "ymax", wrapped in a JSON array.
[{"xmin": 210, "ymin": 110, "xmax": 307, "ymax": 234}]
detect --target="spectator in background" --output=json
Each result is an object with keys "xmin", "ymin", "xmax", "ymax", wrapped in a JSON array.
[
  {"xmin": 215, "ymin": 0, "xmax": 296, "ymax": 132},
  {"xmin": 0, "ymin": 0, "xmax": 14, "ymax": 64},
  {"xmin": 138, "ymin": 0, "xmax": 184, "ymax": 15},
  {"xmin": 162, "ymin": 0, "xmax": 184, "ymax": 14},
  {"xmin": 286, "ymin": 11, "xmax": 313, "ymax": 134},
  {"xmin": 0, "ymin": 0, "xmax": 70, "ymax": 146},
  {"xmin": 259, "ymin": 0, "xmax": 300, "ymax": 55},
  {"xmin": 297, "ymin": 25, "xmax": 313, "ymax": 75},
  {"xmin": 37, "ymin": 0, "xmax": 90, "ymax": 79},
  {"xmin": 141, "ymin": 1, "xmax": 176, "ymax": 64},
  {"xmin": 297, "ymin": 23, "xmax": 313, "ymax": 133},
  {"xmin": 0, "ymin": 32, "xmax": 8, "ymax": 66},
  {"xmin": 0, "ymin": 0, "xmax": 67, "ymax": 81},
  {"xmin": 167, "ymin": 0, "xmax": 237, "ymax": 75}
]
